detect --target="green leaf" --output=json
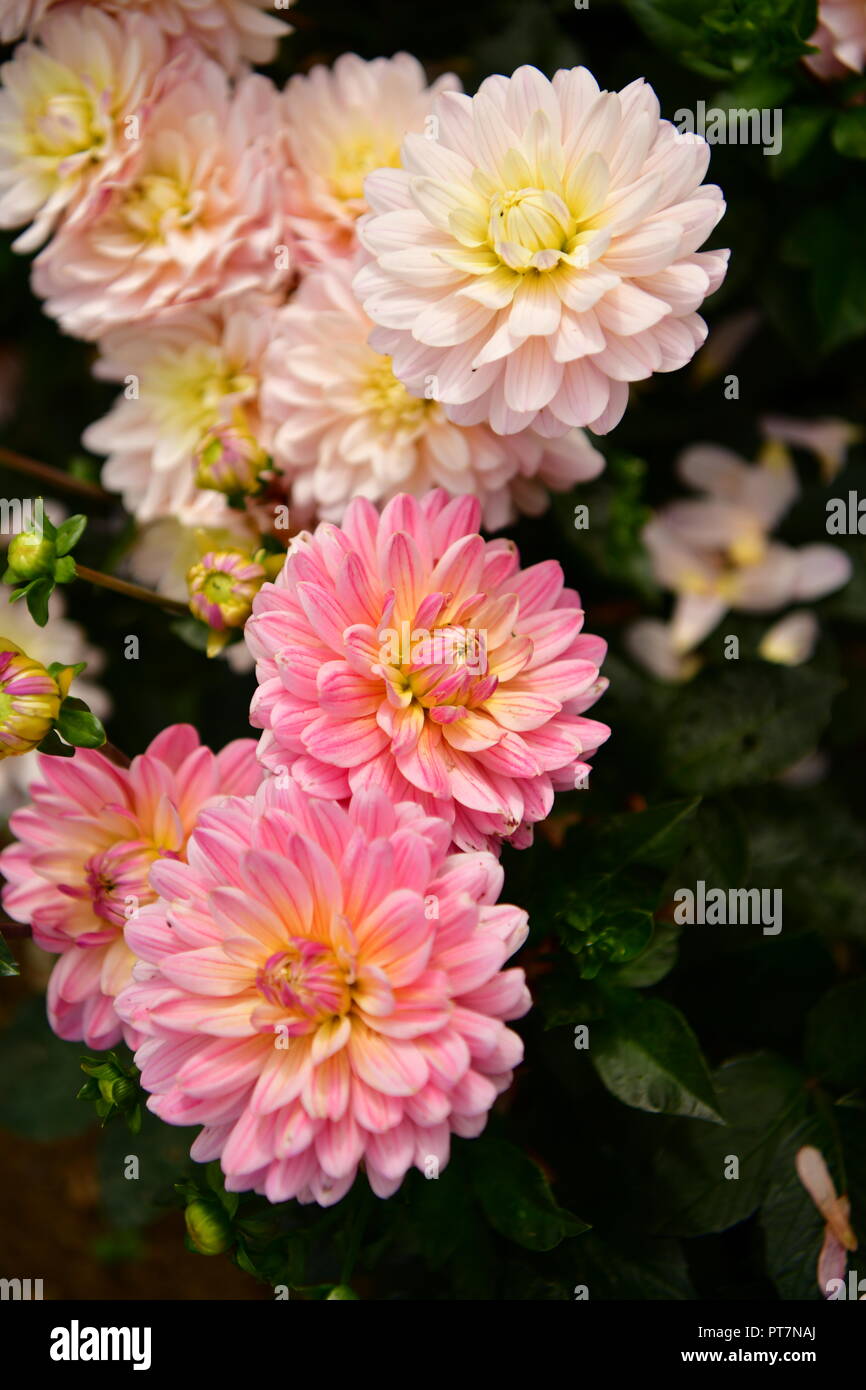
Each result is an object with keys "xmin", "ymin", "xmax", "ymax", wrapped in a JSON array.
[
  {"xmin": 24, "ymin": 576, "xmax": 53, "ymax": 626},
  {"xmin": 644, "ymin": 1054, "xmax": 808, "ymax": 1236},
  {"xmin": 614, "ymin": 923, "xmax": 681, "ymax": 988},
  {"xmin": 805, "ymin": 977, "xmax": 866, "ymax": 1092},
  {"xmin": 552, "ymin": 800, "xmax": 700, "ymax": 976},
  {"xmin": 170, "ymin": 617, "xmax": 210, "ymax": 653},
  {"xmin": 52, "ymin": 555, "xmax": 77, "ymax": 584},
  {"xmin": 592, "ymin": 798, "xmax": 701, "ymax": 874},
  {"xmin": 0, "ymin": 932, "xmax": 20, "ymax": 977},
  {"xmin": 768, "ymin": 105, "xmax": 829, "ymax": 177},
  {"xmin": 661, "ymin": 664, "xmax": 839, "ymax": 794},
  {"xmin": 568, "ymin": 1231, "xmax": 697, "ymax": 1300},
  {"xmin": 471, "ymin": 1137, "xmax": 589, "ymax": 1251},
  {"xmin": 56, "ymin": 702, "xmax": 106, "ymax": 749},
  {"xmin": 591, "ymin": 993, "xmax": 723, "ymax": 1123},
  {"xmin": 678, "ymin": 797, "xmax": 749, "ymax": 889},
  {"xmin": 833, "ymin": 107, "xmax": 866, "ymax": 160},
  {"xmin": 784, "ymin": 192, "xmax": 866, "ymax": 352},
  {"xmin": 54, "ymin": 514, "xmax": 87, "ymax": 557},
  {"xmin": 0, "ymin": 999, "xmax": 94, "ymax": 1140},
  {"xmin": 624, "ymin": 0, "xmax": 819, "ymax": 79},
  {"xmin": 35, "ymin": 727, "xmax": 74, "ymax": 758}
]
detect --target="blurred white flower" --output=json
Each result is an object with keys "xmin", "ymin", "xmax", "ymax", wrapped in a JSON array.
[
  {"xmin": 761, "ymin": 414, "xmax": 862, "ymax": 484},
  {"xmin": 625, "ymin": 619, "xmax": 702, "ymax": 682},
  {"xmin": 758, "ymin": 610, "xmax": 819, "ymax": 666},
  {"xmin": 641, "ymin": 442, "xmax": 852, "ymax": 654}
]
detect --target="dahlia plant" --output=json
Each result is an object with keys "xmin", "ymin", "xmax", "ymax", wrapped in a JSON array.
[{"xmin": 0, "ymin": 0, "xmax": 863, "ymax": 1315}]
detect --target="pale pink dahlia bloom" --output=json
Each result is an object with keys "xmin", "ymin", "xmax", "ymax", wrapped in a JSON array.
[
  {"xmin": 805, "ymin": 0, "xmax": 866, "ymax": 78},
  {"xmin": 32, "ymin": 56, "xmax": 293, "ymax": 340},
  {"xmin": 263, "ymin": 258, "xmax": 604, "ymax": 530},
  {"xmin": 0, "ymin": 6, "xmax": 169, "ymax": 253},
  {"xmin": 84, "ymin": 299, "xmax": 280, "ymax": 525},
  {"xmin": 0, "ymin": 725, "xmax": 261, "ymax": 1049},
  {"xmin": 0, "ymin": 0, "xmax": 291, "ymax": 69},
  {"xmin": 639, "ymin": 442, "xmax": 852, "ymax": 655},
  {"xmin": 282, "ymin": 52, "xmax": 460, "ymax": 267},
  {"xmin": 0, "ymin": 0, "xmax": 50, "ymax": 43},
  {"xmin": 355, "ymin": 64, "xmax": 729, "ymax": 438},
  {"xmin": 246, "ymin": 490, "xmax": 609, "ymax": 852},
  {"xmin": 115, "ymin": 779, "xmax": 531, "ymax": 1205}
]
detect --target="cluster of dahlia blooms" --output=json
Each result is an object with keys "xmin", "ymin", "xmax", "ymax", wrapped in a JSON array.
[
  {"xmin": 0, "ymin": 10, "xmax": 730, "ymax": 599},
  {"xmin": 1, "ymin": 484, "xmax": 608, "ymax": 1201},
  {"xmin": 0, "ymin": 11, "xmax": 734, "ymax": 1206},
  {"xmin": 626, "ymin": 440, "xmax": 852, "ymax": 681}
]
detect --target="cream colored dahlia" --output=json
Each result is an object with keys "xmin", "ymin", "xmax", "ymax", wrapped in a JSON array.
[
  {"xmin": 0, "ymin": 5, "xmax": 169, "ymax": 252},
  {"xmin": 282, "ymin": 53, "xmax": 460, "ymax": 266},
  {"xmin": 84, "ymin": 299, "xmax": 280, "ymax": 524},
  {"xmin": 0, "ymin": 0, "xmax": 292, "ymax": 69},
  {"xmin": 32, "ymin": 55, "xmax": 293, "ymax": 339},
  {"xmin": 356, "ymin": 64, "xmax": 729, "ymax": 437},
  {"xmin": 262, "ymin": 258, "xmax": 604, "ymax": 530}
]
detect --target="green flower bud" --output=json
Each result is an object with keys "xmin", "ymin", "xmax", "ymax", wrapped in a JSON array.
[
  {"xmin": 7, "ymin": 530, "xmax": 56, "ymax": 580},
  {"xmin": 326, "ymin": 1285, "xmax": 359, "ymax": 1300},
  {"xmin": 184, "ymin": 1199, "xmax": 234, "ymax": 1256}
]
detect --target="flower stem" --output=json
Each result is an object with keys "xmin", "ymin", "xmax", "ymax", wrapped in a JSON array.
[
  {"xmin": 75, "ymin": 564, "xmax": 189, "ymax": 617},
  {"xmin": 0, "ymin": 916, "xmax": 31, "ymax": 938},
  {"xmin": 0, "ymin": 446, "xmax": 113, "ymax": 505},
  {"xmin": 101, "ymin": 741, "xmax": 131, "ymax": 769}
]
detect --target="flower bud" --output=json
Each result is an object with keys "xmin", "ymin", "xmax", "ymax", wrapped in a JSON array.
[
  {"xmin": 187, "ymin": 550, "xmax": 266, "ymax": 656},
  {"xmin": 0, "ymin": 641, "xmax": 61, "ymax": 758},
  {"xmin": 184, "ymin": 1199, "xmax": 234, "ymax": 1256},
  {"xmin": 194, "ymin": 413, "xmax": 269, "ymax": 496},
  {"xmin": 7, "ymin": 529, "xmax": 56, "ymax": 580},
  {"xmin": 326, "ymin": 1285, "xmax": 359, "ymax": 1300}
]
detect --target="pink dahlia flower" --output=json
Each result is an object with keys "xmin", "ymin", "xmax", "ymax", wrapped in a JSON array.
[
  {"xmin": 0, "ymin": 725, "xmax": 261, "ymax": 1049},
  {"xmin": 355, "ymin": 64, "xmax": 729, "ymax": 437},
  {"xmin": 84, "ymin": 298, "xmax": 280, "ymax": 525},
  {"xmin": 0, "ymin": 1, "xmax": 292, "ymax": 70},
  {"xmin": 805, "ymin": 0, "xmax": 866, "ymax": 78},
  {"xmin": 115, "ymin": 779, "xmax": 531, "ymax": 1205},
  {"xmin": 263, "ymin": 258, "xmax": 604, "ymax": 530},
  {"xmin": 246, "ymin": 490, "xmax": 609, "ymax": 852},
  {"xmin": 32, "ymin": 56, "xmax": 293, "ymax": 340},
  {"xmin": 282, "ymin": 52, "xmax": 460, "ymax": 267},
  {"xmin": 0, "ymin": 6, "xmax": 169, "ymax": 253}
]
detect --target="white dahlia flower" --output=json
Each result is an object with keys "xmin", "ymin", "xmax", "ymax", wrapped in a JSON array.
[{"xmin": 356, "ymin": 64, "xmax": 729, "ymax": 437}]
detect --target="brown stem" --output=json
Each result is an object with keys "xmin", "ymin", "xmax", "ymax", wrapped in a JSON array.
[
  {"xmin": 101, "ymin": 741, "xmax": 131, "ymax": 769},
  {"xmin": 0, "ymin": 446, "xmax": 113, "ymax": 505},
  {"xmin": 75, "ymin": 564, "xmax": 188, "ymax": 617},
  {"xmin": 0, "ymin": 917, "xmax": 31, "ymax": 938}
]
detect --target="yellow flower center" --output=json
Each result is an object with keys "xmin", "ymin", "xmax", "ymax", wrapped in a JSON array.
[
  {"xmin": 330, "ymin": 136, "xmax": 400, "ymax": 203},
  {"xmin": 361, "ymin": 358, "xmax": 434, "ymax": 433},
  {"xmin": 728, "ymin": 531, "xmax": 766, "ymax": 568},
  {"xmin": 488, "ymin": 187, "xmax": 576, "ymax": 259},
  {"xmin": 120, "ymin": 173, "xmax": 196, "ymax": 240},
  {"xmin": 31, "ymin": 90, "xmax": 101, "ymax": 160}
]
